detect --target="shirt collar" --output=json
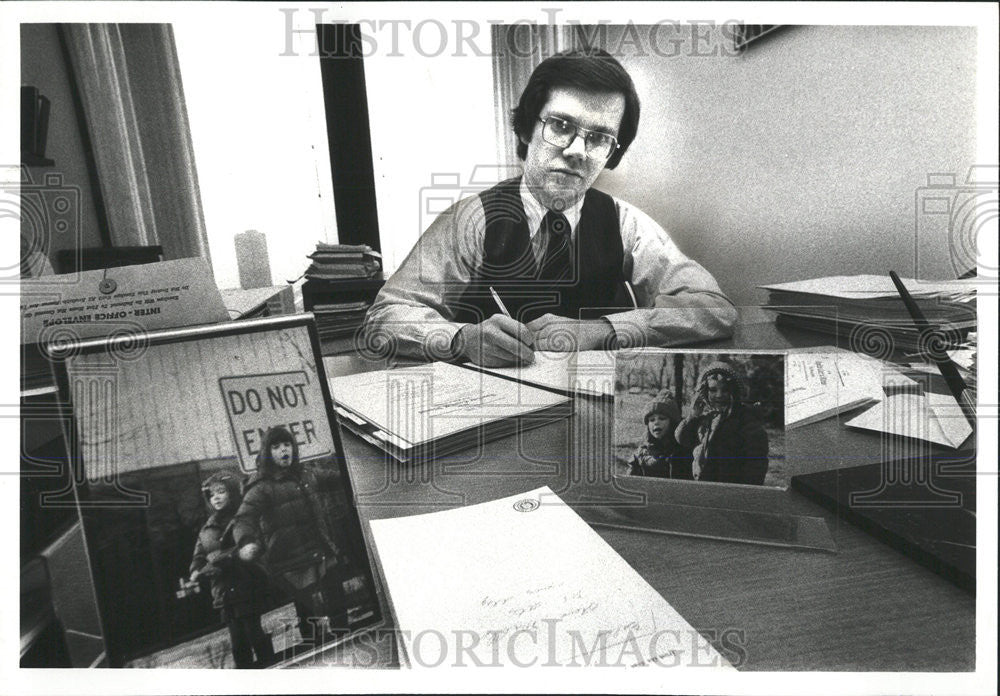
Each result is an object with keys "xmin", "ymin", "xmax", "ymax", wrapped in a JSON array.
[{"xmin": 519, "ymin": 177, "xmax": 585, "ymax": 240}]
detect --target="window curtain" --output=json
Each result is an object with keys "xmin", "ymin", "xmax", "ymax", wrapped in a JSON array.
[
  {"xmin": 490, "ymin": 24, "xmax": 584, "ymax": 168},
  {"xmin": 60, "ymin": 24, "xmax": 210, "ymax": 262}
]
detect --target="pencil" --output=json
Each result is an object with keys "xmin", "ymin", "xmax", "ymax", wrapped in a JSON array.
[{"xmin": 489, "ymin": 286, "xmax": 511, "ymax": 318}]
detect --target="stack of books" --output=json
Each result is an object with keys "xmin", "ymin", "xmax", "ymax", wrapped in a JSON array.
[
  {"xmin": 311, "ymin": 299, "xmax": 370, "ymax": 342},
  {"xmin": 305, "ymin": 243, "xmax": 381, "ymax": 280},
  {"xmin": 302, "ymin": 243, "xmax": 383, "ymax": 346},
  {"xmin": 760, "ymin": 275, "xmax": 976, "ymax": 354}
]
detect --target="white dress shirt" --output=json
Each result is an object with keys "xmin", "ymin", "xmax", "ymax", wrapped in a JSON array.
[{"xmin": 363, "ymin": 179, "xmax": 736, "ymax": 360}]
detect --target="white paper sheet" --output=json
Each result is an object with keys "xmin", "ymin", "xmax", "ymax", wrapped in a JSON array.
[
  {"xmin": 760, "ymin": 274, "xmax": 977, "ymax": 301},
  {"xmin": 370, "ymin": 487, "xmax": 734, "ymax": 669},
  {"xmin": 468, "ymin": 350, "xmax": 616, "ymax": 397},
  {"xmin": 329, "ymin": 362, "xmax": 570, "ymax": 446},
  {"xmin": 844, "ymin": 391, "xmax": 973, "ymax": 448},
  {"xmin": 786, "ymin": 352, "xmax": 882, "ymax": 428}
]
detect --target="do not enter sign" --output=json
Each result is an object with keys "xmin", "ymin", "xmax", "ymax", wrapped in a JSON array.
[{"xmin": 219, "ymin": 370, "xmax": 334, "ymax": 471}]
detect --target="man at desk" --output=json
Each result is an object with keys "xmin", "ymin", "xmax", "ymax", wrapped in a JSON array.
[{"xmin": 364, "ymin": 48, "xmax": 735, "ymax": 366}]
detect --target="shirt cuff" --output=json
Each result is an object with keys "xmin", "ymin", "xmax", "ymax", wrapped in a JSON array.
[{"xmin": 602, "ymin": 310, "xmax": 652, "ymax": 348}]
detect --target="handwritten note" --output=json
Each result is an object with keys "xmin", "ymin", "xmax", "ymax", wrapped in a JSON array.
[{"xmin": 370, "ymin": 487, "xmax": 734, "ymax": 668}]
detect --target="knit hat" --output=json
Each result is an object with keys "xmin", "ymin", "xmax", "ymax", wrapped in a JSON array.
[
  {"xmin": 200, "ymin": 470, "xmax": 242, "ymax": 511},
  {"xmin": 697, "ymin": 361, "xmax": 746, "ymax": 399},
  {"xmin": 644, "ymin": 388, "xmax": 681, "ymax": 423}
]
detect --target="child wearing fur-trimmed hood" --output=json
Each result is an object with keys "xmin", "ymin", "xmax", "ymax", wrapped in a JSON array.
[
  {"xmin": 189, "ymin": 470, "xmax": 274, "ymax": 668},
  {"xmin": 675, "ymin": 362, "xmax": 769, "ymax": 485}
]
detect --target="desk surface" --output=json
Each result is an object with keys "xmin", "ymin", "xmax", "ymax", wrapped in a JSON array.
[{"xmin": 318, "ymin": 311, "xmax": 976, "ymax": 671}]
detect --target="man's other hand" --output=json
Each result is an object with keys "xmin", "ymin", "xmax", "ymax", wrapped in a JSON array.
[
  {"xmin": 452, "ymin": 315, "xmax": 535, "ymax": 367},
  {"xmin": 526, "ymin": 315, "xmax": 615, "ymax": 351}
]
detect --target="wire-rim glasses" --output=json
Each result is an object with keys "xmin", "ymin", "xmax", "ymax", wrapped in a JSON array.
[{"xmin": 537, "ymin": 116, "xmax": 620, "ymax": 160}]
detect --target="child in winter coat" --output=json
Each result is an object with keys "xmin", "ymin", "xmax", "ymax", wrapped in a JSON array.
[
  {"xmin": 232, "ymin": 426, "xmax": 349, "ymax": 643},
  {"xmin": 627, "ymin": 389, "xmax": 693, "ymax": 479},
  {"xmin": 675, "ymin": 362, "xmax": 769, "ymax": 485},
  {"xmin": 189, "ymin": 471, "xmax": 275, "ymax": 668}
]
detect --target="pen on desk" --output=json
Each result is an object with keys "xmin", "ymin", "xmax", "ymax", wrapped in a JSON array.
[
  {"xmin": 889, "ymin": 270, "xmax": 975, "ymax": 426},
  {"xmin": 489, "ymin": 286, "xmax": 511, "ymax": 318}
]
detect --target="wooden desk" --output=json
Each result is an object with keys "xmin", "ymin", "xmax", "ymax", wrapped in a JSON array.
[{"xmin": 318, "ymin": 312, "xmax": 976, "ymax": 671}]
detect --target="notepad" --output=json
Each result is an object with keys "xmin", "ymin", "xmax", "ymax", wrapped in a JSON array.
[
  {"xmin": 461, "ymin": 350, "xmax": 616, "ymax": 398},
  {"xmin": 329, "ymin": 362, "xmax": 572, "ymax": 463},
  {"xmin": 369, "ymin": 487, "xmax": 735, "ymax": 668}
]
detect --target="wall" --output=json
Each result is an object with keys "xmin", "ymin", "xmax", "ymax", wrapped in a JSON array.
[
  {"xmin": 365, "ymin": 50, "xmax": 498, "ymax": 273},
  {"xmin": 20, "ymin": 24, "xmax": 104, "ymax": 266},
  {"xmin": 595, "ymin": 25, "xmax": 977, "ymax": 306}
]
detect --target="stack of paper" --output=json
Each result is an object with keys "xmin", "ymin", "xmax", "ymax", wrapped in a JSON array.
[
  {"xmin": 370, "ymin": 487, "xmax": 735, "ymax": 668},
  {"xmin": 786, "ymin": 347, "xmax": 972, "ymax": 448},
  {"xmin": 760, "ymin": 275, "xmax": 976, "ymax": 352},
  {"xmin": 329, "ymin": 362, "xmax": 572, "ymax": 463}
]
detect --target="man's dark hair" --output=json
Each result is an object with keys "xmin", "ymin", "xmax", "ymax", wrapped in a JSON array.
[{"xmin": 511, "ymin": 48, "xmax": 640, "ymax": 170}]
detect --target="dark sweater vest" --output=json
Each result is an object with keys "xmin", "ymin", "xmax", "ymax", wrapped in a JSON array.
[{"xmin": 452, "ymin": 177, "xmax": 627, "ymax": 324}]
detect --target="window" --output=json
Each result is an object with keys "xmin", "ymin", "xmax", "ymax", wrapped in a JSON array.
[{"xmin": 174, "ymin": 21, "xmax": 337, "ymax": 290}]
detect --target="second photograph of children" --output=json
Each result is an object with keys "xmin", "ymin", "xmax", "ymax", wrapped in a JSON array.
[{"xmin": 614, "ymin": 351, "xmax": 788, "ymax": 488}]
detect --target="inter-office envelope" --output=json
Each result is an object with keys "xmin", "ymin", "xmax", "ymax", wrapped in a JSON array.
[{"xmin": 369, "ymin": 487, "xmax": 734, "ymax": 668}]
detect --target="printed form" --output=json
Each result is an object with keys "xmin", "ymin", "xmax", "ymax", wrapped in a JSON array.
[{"xmin": 370, "ymin": 487, "xmax": 734, "ymax": 669}]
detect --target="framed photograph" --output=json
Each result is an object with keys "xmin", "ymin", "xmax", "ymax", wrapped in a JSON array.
[
  {"xmin": 732, "ymin": 24, "xmax": 785, "ymax": 52},
  {"xmin": 614, "ymin": 350, "xmax": 788, "ymax": 488},
  {"xmin": 51, "ymin": 315, "xmax": 383, "ymax": 667}
]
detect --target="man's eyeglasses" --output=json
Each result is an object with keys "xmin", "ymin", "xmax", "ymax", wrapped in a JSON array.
[{"xmin": 538, "ymin": 116, "xmax": 620, "ymax": 160}]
